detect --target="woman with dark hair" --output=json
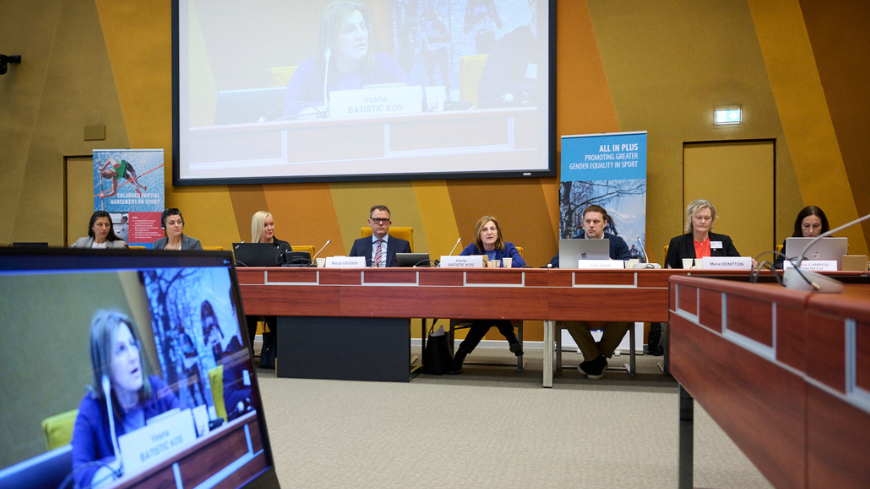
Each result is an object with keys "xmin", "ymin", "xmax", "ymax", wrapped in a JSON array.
[
  {"xmin": 70, "ymin": 211, "xmax": 128, "ymax": 249},
  {"xmin": 282, "ymin": 1, "xmax": 410, "ymax": 118},
  {"xmin": 71, "ymin": 310, "xmax": 179, "ymax": 488},
  {"xmin": 450, "ymin": 216, "xmax": 525, "ymax": 374},
  {"xmin": 201, "ymin": 300, "xmax": 253, "ymax": 421},
  {"xmin": 774, "ymin": 206, "xmax": 830, "ymax": 268},
  {"xmin": 154, "ymin": 208, "xmax": 203, "ymax": 250}
]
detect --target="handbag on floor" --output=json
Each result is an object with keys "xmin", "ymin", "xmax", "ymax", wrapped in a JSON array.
[{"xmin": 422, "ymin": 324, "xmax": 453, "ymax": 375}]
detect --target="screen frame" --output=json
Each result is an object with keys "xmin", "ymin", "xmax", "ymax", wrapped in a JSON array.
[
  {"xmin": 171, "ymin": 0, "xmax": 557, "ymax": 186},
  {"xmin": 0, "ymin": 247, "xmax": 282, "ymax": 489}
]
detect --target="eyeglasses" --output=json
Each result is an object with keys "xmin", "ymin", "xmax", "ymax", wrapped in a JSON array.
[
  {"xmin": 341, "ymin": 21, "xmax": 371, "ymax": 36},
  {"xmin": 370, "ymin": 218, "xmax": 390, "ymax": 224}
]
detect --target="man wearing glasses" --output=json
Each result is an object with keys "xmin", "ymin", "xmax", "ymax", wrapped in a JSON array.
[{"xmin": 349, "ymin": 205, "xmax": 412, "ymax": 267}]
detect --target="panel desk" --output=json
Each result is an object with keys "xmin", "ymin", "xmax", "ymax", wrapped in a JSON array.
[
  {"xmin": 669, "ymin": 275, "xmax": 870, "ymax": 488},
  {"xmin": 237, "ymin": 267, "xmax": 772, "ymax": 386}
]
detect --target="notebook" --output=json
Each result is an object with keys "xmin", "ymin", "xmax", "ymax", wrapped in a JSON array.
[
  {"xmin": 784, "ymin": 237, "xmax": 848, "ymax": 269},
  {"xmin": 559, "ymin": 238, "xmax": 611, "ymax": 268},
  {"xmin": 232, "ymin": 242, "xmax": 281, "ymax": 267},
  {"xmin": 214, "ymin": 86, "xmax": 286, "ymax": 124}
]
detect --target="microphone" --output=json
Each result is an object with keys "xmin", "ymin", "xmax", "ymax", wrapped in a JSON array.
[
  {"xmin": 633, "ymin": 236, "xmax": 661, "ymax": 269},
  {"xmin": 322, "ymin": 47, "xmax": 331, "ymax": 109},
  {"xmin": 101, "ymin": 375, "xmax": 123, "ymax": 474},
  {"xmin": 448, "ymin": 237, "xmax": 462, "ymax": 256},
  {"xmin": 784, "ymin": 212, "xmax": 870, "ymax": 293},
  {"xmin": 312, "ymin": 239, "xmax": 331, "ymax": 260}
]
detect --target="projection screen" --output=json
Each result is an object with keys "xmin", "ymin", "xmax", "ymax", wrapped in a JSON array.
[{"xmin": 173, "ymin": 0, "xmax": 556, "ymax": 185}]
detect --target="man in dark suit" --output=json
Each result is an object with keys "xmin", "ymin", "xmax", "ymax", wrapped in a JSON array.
[{"xmin": 349, "ymin": 205, "xmax": 412, "ymax": 267}]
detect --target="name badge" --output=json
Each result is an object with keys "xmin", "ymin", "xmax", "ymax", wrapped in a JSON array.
[
  {"xmin": 783, "ymin": 260, "xmax": 837, "ymax": 271},
  {"xmin": 440, "ymin": 256, "xmax": 484, "ymax": 268},
  {"xmin": 576, "ymin": 260, "xmax": 624, "ymax": 269},
  {"xmin": 326, "ymin": 256, "xmax": 366, "ymax": 268},
  {"xmin": 701, "ymin": 257, "xmax": 752, "ymax": 270},
  {"xmin": 711, "ymin": 241, "xmax": 723, "ymax": 249}
]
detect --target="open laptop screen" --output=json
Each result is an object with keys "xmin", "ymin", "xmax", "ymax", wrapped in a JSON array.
[{"xmin": 0, "ymin": 248, "xmax": 279, "ymax": 489}]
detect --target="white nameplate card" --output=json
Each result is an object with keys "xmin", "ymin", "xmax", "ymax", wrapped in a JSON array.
[
  {"xmin": 440, "ymin": 256, "xmax": 484, "ymax": 268},
  {"xmin": 326, "ymin": 256, "xmax": 366, "ymax": 268},
  {"xmin": 329, "ymin": 86, "xmax": 423, "ymax": 119},
  {"xmin": 118, "ymin": 408, "xmax": 196, "ymax": 476},
  {"xmin": 701, "ymin": 257, "xmax": 752, "ymax": 270},
  {"xmin": 576, "ymin": 260, "xmax": 624, "ymax": 269},
  {"xmin": 783, "ymin": 260, "xmax": 837, "ymax": 271}
]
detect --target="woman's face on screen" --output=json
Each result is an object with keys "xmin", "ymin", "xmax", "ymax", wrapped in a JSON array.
[
  {"xmin": 801, "ymin": 215, "xmax": 823, "ymax": 237},
  {"xmin": 111, "ymin": 324, "xmax": 144, "ymax": 395},
  {"xmin": 336, "ymin": 9, "xmax": 369, "ymax": 62}
]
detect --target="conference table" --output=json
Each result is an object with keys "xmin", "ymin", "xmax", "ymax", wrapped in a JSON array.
[
  {"xmin": 236, "ymin": 266, "xmax": 795, "ymax": 387},
  {"xmin": 669, "ymin": 275, "xmax": 870, "ymax": 488}
]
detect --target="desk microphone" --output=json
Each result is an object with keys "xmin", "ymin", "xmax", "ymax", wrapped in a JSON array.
[
  {"xmin": 633, "ymin": 236, "xmax": 661, "ymax": 269},
  {"xmin": 448, "ymin": 237, "xmax": 462, "ymax": 256},
  {"xmin": 312, "ymin": 239, "xmax": 331, "ymax": 260},
  {"xmin": 784, "ymin": 212, "xmax": 870, "ymax": 293},
  {"xmin": 322, "ymin": 48, "xmax": 331, "ymax": 108},
  {"xmin": 101, "ymin": 375, "xmax": 123, "ymax": 475}
]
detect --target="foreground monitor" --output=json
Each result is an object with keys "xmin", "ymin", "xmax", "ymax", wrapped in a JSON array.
[{"xmin": 0, "ymin": 248, "xmax": 280, "ymax": 489}]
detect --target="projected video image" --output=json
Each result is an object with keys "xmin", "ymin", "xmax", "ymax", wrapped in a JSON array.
[
  {"xmin": 0, "ymin": 267, "xmax": 265, "ymax": 489},
  {"xmin": 176, "ymin": 0, "xmax": 553, "ymax": 183}
]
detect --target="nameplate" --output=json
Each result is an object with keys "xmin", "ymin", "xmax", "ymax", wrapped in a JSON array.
[
  {"xmin": 783, "ymin": 260, "xmax": 837, "ymax": 271},
  {"xmin": 329, "ymin": 86, "xmax": 423, "ymax": 119},
  {"xmin": 701, "ymin": 257, "xmax": 752, "ymax": 270},
  {"xmin": 118, "ymin": 408, "xmax": 196, "ymax": 476},
  {"xmin": 440, "ymin": 256, "xmax": 484, "ymax": 268},
  {"xmin": 576, "ymin": 260, "xmax": 624, "ymax": 269},
  {"xmin": 326, "ymin": 256, "xmax": 366, "ymax": 268}
]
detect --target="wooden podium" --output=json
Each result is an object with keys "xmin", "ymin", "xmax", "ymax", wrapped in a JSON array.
[{"xmin": 669, "ymin": 275, "xmax": 870, "ymax": 488}]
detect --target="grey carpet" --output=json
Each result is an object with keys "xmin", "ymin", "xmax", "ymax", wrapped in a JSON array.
[{"xmin": 255, "ymin": 348, "xmax": 773, "ymax": 488}]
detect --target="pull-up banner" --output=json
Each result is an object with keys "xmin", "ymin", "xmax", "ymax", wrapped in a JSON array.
[
  {"xmin": 560, "ymin": 131, "xmax": 648, "ymax": 262},
  {"xmin": 93, "ymin": 149, "xmax": 165, "ymax": 248}
]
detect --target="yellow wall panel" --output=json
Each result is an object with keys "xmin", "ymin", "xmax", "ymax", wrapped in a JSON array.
[
  {"xmin": 412, "ymin": 181, "xmax": 461, "ymax": 258},
  {"xmin": 748, "ymin": 0, "xmax": 867, "ymax": 253},
  {"xmin": 330, "ymin": 182, "xmax": 424, "ymax": 255}
]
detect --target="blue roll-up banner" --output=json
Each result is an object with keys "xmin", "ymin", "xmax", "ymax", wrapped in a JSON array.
[
  {"xmin": 93, "ymin": 149, "xmax": 165, "ymax": 248},
  {"xmin": 560, "ymin": 131, "xmax": 648, "ymax": 261}
]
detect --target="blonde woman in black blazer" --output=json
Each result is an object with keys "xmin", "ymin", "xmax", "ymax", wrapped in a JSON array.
[{"xmin": 665, "ymin": 199, "xmax": 740, "ymax": 269}]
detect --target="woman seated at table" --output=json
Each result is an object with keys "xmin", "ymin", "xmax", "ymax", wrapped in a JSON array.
[
  {"xmin": 245, "ymin": 211, "xmax": 292, "ymax": 369},
  {"xmin": 773, "ymin": 205, "xmax": 829, "ymax": 269},
  {"xmin": 70, "ymin": 211, "xmax": 128, "ymax": 249},
  {"xmin": 154, "ymin": 208, "xmax": 203, "ymax": 250},
  {"xmin": 71, "ymin": 310, "xmax": 179, "ymax": 489},
  {"xmin": 664, "ymin": 199, "xmax": 741, "ymax": 269},
  {"xmin": 450, "ymin": 216, "xmax": 525, "ymax": 374}
]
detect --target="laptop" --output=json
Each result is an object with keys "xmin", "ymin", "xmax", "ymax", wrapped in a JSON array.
[
  {"xmin": 396, "ymin": 252, "xmax": 431, "ymax": 267},
  {"xmin": 214, "ymin": 86, "xmax": 287, "ymax": 125},
  {"xmin": 232, "ymin": 242, "xmax": 281, "ymax": 267},
  {"xmin": 784, "ymin": 237, "xmax": 848, "ymax": 269},
  {"xmin": 559, "ymin": 238, "xmax": 611, "ymax": 268}
]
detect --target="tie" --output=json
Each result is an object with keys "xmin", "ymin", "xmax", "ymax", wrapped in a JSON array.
[{"xmin": 374, "ymin": 239, "xmax": 384, "ymax": 267}]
